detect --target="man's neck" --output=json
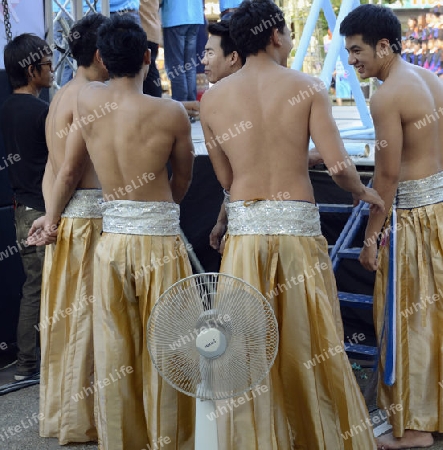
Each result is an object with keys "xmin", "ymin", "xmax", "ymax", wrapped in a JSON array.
[
  {"xmin": 13, "ymin": 84, "xmax": 40, "ymax": 97},
  {"xmin": 108, "ymin": 72, "xmax": 145, "ymax": 93},
  {"xmin": 243, "ymin": 51, "xmax": 282, "ymax": 70},
  {"xmin": 377, "ymin": 54, "xmax": 401, "ymax": 82},
  {"xmin": 76, "ymin": 65, "xmax": 104, "ymax": 83}
]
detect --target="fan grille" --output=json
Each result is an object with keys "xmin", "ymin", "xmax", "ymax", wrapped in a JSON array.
[{"xmin": 147, "ymin": 273, "xmax": 279, "ymax": 400}]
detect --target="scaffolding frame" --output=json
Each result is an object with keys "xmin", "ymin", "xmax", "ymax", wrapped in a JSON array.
[{"xmin": 44, "ymin": 0, "xmax": 110, "ymax": 94}]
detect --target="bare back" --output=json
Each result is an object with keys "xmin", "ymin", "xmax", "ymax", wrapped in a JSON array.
[
  {"xmin": 46, "ymin": 78, "xmax": 99, "ymax": 188},
  {"xmin": 201, "ymin": 62, "xmax": 325, "ymax": 202},
  {"xmin": 77, "ymin": 81, "xmax": 193, "ymax": 202},
  {"xmin": 372, "ymin": 60, "xmax": 443, "ymax": 181}
]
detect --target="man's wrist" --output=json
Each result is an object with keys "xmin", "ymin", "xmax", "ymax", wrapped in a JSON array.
[{"xmin": 353, "ymin": 184, "xmax": 366, "ymax": 198}]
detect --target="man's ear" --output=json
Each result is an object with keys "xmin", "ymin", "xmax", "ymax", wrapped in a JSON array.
[
  {"xmin": 27, "ymin": 65, "xmax": 35, "ymax": 78},
  {"xmin": 230, "ymin": 51, "xmax": 239, "ymax": 66},
  {"xmin": 95, "ymin": 49, "xmax": 103, "ymax": 65},
  {"xmin": 270, "ymin": 28, "xmax": 282, "ymax": 46},
  {"xmin": 376, "ymin": 38, "xmax": 392, "ymax": 57}
]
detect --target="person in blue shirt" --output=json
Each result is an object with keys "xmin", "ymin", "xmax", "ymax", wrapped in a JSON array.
[
  {"xmin": 161, "ymin": 0, "xmax": 204, "ymax": 101},
  {"xmin": 219, "ymin": 0, "xmax": 242, "ymax": 19}
]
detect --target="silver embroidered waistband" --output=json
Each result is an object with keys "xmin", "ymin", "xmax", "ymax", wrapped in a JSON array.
[
  {"xmin": 102, "ymin": 201, "xmax": 180, "ymax": 235},
  {"xmin": 226, "ymin": 200, "xmax": 321, "ymax": 236},
  {"xmin": 397, "ymin": 171, "xmax": 443, "ymax": 209},
  {"xmin": 61, "ymin": 189, "xmax": 103, "ymax": 218}
]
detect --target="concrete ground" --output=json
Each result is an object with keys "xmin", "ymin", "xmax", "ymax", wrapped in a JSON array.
[{"xmin": 1, "ymin": 107, "xmax": 442, "ymax": 449}]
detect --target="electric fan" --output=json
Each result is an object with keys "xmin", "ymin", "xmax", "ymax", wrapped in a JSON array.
[{"xmin": 146, "ymin": 272, "xmax": 279, "ymax": 450}]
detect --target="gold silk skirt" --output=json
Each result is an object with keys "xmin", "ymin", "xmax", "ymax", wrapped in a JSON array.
[
  {"xmin": 217, "ymin": 200, "xmax": 376, "ymax": 450},
  {"xmin": 93, "ymin": 201, "xmax": 195, "ymax": 450},
  {"xmin": 374, "ymin": 172, "xmax": 443, "ymax": 437},
  {"xmin": 39, "ymin": 189, "xmax": 103, "ymax": 444}
]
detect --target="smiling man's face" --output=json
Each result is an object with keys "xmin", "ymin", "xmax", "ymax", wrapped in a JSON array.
[
  {"xmin": 345, "ymin": 34, "xmax": 380, "ymax": 79},
  {"xmin": 202, "ymin": 35, "xmax": 236, "ymax": 84}
]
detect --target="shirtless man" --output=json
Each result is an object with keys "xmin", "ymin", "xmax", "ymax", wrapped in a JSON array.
[
  {"xmin": 204, "ymin": 19, "xmax": 323, "ymax": 253},
  {"xmin": 28, "ymin": 13, "xmax": 109, "ymax": 445},
  {"xmin": 66, "ymin": 15, "xmax": 194, "ymax": 449},
  {"xmin": 341, "ymin": 5, "xmax": 443, "ymax": 449},
  {"xmin": 200, "ymin": 1, "xmax": 383, "ymax": 448}
]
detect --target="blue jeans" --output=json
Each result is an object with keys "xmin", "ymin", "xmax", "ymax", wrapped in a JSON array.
[{"xmin": 163, "ymin": 24, "xmax": 199, "ymax": 101}]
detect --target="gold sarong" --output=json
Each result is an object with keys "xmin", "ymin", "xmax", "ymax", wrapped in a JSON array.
[
  {"xmin": 93, "ymin": 201, "xmax": 195, "ymax": 450},
  {"xmin": 374, "ymin": 172, "xmax": 443, "ymax": 437},
  {"xmin": 217, "ymin": 200, "xmax": 376, "ymax": 450},
  {"xmin": 39, "ymin": 189, "xmax": 102, "ymax": 444}
]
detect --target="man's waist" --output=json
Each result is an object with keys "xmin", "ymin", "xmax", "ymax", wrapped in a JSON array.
[
  {"xmin": 396, "ymin": 171, "xmax": 443, "ymax": 209},
  {"xmin": 102, "ymin": 200, "xmax": 180, "ymax": 235},
  {"xmin": 62, "ymin": 189, "xmax": 103, "ymax": 219},
  {"xmin": 226, "ymin": 200, "xmax": 321, "ymax": 236}
]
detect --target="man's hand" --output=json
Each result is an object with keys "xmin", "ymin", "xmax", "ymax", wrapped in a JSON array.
[
  {"xmin": 352, "ymin": 186, "xmax": 385, "ymax": 214},
  {"xmin": 182, "ymin": 101, "xmax": 200, "ymax": 120},
  {"xmin": 210, "ymin": 221, "xmax": 227, "ymax": 253},
  {"xmin": 27, "ymin": 215, "xmax": 59, "ymax": 246},
  {"xmin": 359, "ymin": 242, "xmax": 378, "ymax": 271}
]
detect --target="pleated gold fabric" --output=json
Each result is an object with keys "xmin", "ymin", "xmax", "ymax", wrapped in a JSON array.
[
  {"xmin": 218, "ymin": 234, "xmax": 376, "ymax": 450},
  {"xmin": 374, "ymin": 201, "xmax": 443, "ymax": 437},
  {"xmin": 93, "ymin": 233, "xmax": 195, "ymax": 450},
  {"xmin": 39, "ymin": 216, "xmax": 102, "ymax": 444}
]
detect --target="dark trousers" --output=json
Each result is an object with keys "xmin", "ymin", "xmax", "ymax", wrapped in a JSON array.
[
  {"xmin": 163, "ymin": 24, "xmax": 199, "ymax": 101},
  {"xmin": 14, "ymin": 206, "xmax": 45, "ymax": 374},
  {"xmin": 143, "ymin": 41, "xmax": 162, "ymax": 98}
]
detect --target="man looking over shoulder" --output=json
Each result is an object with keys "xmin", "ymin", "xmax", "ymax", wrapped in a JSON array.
[{"xmin": 341, "ymin": 5, "xmax": 443, "ymax": 449}]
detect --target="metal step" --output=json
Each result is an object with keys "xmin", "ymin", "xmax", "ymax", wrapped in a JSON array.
[
  {"xmin": 318, "ymin": 204, "xmax": 354, "ymax": 214},
  {"xmin": 337, "ymin": 248, "xmax": 361, "ymax": 259},
  {"xmin": 344, "ymin": 343, "xmax": 377, "ymax": 361},
  {"xmin": 338, "ymin": 291, "xmax": 373, "ymax": 309}
]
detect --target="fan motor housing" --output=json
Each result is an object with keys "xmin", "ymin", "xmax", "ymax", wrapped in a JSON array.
[{"xmin": 196, "ymin": 327, "xmax": 227, "ymax": 359}]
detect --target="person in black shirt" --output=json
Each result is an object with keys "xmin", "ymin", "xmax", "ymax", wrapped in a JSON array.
[{"xmin": 0, "ymin": 33, "xmax": 53, "ymax": 380}]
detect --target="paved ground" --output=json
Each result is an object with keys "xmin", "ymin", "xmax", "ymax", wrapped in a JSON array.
[{"xmin": 1, "ymin": 107, "xmax": 442, "ymax": 449}]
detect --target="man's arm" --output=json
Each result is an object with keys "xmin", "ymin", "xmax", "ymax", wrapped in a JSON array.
[
  {"xmin": 359, "ymin": 93, "xmax": 402, "ymax": 271},
  {"xmin": 209, "ymin": 201, "xmax": 228, "ymax": 252},
  {"xmin": 309, "ymin": 86, "xmax": 384, "ymax": 211},
  {"xmin": 42, "ymin": 159, "xmax": 55, "ymax": 211},
  {"xmin": 169, "ymin": 104, "xmax": 194, "ymax": 203},
  {"xmin": 200, "ymin": 92, "xmax": 233, "ymax": 191},
  {"xmin": 27, "ymin": 158, "xmax": 57, "ymax": 245}
]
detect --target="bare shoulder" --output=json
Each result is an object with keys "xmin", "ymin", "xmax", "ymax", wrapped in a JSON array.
[
  {"xmin": 78, "ymin": 81, "xmax": 107, "ymax": 101},
  {"xmin": 370, "ymin": 83, "xmax": 397, "ymax": 118},
  {"xmin": 150, "ymin": 97, "xmax": 188, "ymax": 120},
  {"xmin": 149, "ymin": 97, "xmax": 190, "ymax": 131}
]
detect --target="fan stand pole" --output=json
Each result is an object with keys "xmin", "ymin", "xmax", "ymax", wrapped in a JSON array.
[{"xmin": 195, "ymin": 398, "xmax": 219, "ymax": 450}]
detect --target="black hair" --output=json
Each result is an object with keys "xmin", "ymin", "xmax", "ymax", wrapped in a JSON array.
[
  {"xmin": 207, "ymin": 20, "xmax": 246, "ymax": 65},
  {"xmin": 340, "ymin": 5, "xmax": 402, "ymax": 55},
  {"xmin": 68, "ymin": 13, "xmax": 109, "ymax": 67},
  {"xmin": 3, "ymin": 33, "xmax": 51, "ymax": 89},
  {"xmin": 230, "ymin": 0, "xmax": 286, "ymax": 58},
  {"xmin": 96, "ymin": 14, "xmax": 148, "ymax": 78}
]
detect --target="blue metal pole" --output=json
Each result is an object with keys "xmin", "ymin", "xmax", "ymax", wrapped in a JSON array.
[{"xmin": 291, "ymin": 0, "xmax": 323, "ymax": 71}]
